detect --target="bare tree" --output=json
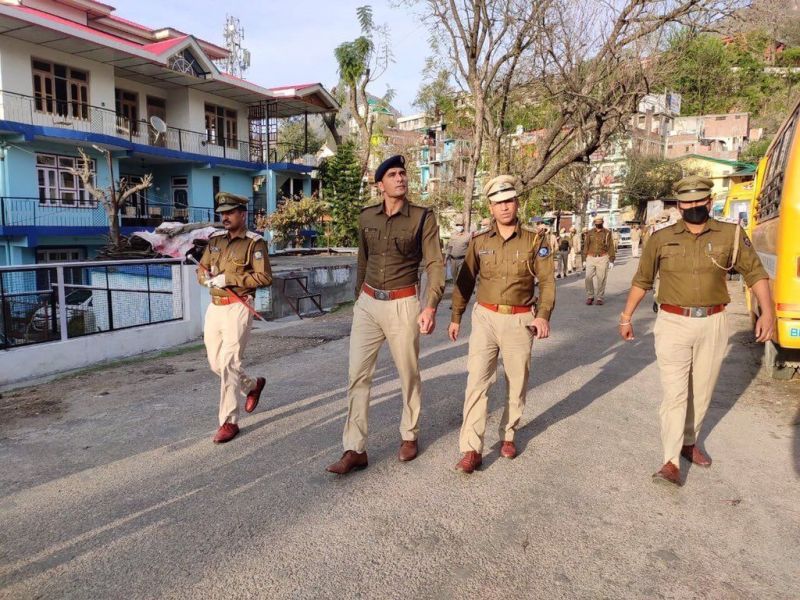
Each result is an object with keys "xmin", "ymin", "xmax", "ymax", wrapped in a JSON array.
[
  {"xmin": 412, "ymin": 0, "xmax": 743, "ymax": 228},
  {"xmin": 69, "ymin": 147, "xmax": 153, "ymax": 248}
]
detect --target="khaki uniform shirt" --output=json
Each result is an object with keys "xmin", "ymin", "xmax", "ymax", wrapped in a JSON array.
[
  {"xmin": 198, "ymin": 229, "xmax": 272, "ymax": 298},
  {"xmin": 445, "ymin": 232, "xmax": 471, "ymax": 259},
  {"xmin": 631, "ymin": 219, "xmax": 768, "ymax": 306},
  {"xmin": 451, "ymin": 222, "xmax": 556, "ymax": 324},
  {"xmin": 582, "ymin": 227, "xmax": 616, "ymax": 261},
  {"xmin": 356, "ymin": 200, "xmax": 445, "ymax": 309}
]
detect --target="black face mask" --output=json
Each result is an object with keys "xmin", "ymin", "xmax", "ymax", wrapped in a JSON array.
[{"xmin": 682, "ymin": 205, "xmax": 710, "ymax": 224}]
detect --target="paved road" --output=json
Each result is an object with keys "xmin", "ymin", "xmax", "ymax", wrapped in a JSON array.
[{"xmin": 1, "ymin": 253, "xmax": 798, "ymax": 599}]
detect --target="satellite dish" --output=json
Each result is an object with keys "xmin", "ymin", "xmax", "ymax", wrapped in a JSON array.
[{"xmin": 149, "ymin": 116, "xmax": 167, "ymax": 144}]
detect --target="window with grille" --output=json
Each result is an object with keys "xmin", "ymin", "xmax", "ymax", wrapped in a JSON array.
[
  {"xmin": 115, "ymin": 89, "xmax": 139, "ymax": 135},
  {"xmin": 32, "ymin": 59, "xmax": 89, "ymax": 119},
  {"xmin": 205, "ymin": 103, "xmax": 238, "ymax": 148},
  {"xmin": 36, "ymin": 153, "xmax": 96, "ymax": 207}
]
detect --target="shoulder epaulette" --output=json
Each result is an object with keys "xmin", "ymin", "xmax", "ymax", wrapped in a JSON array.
[
  {"xmin": 521, "ymin": 224, "xmax": 538, "ymax": 233},
  {"xmin": 361, "ymin": 203, "xmax": 381, "ymax": 212},
  {"xmin": 209, "ymin": 229, "xmax": 227, "ymax": 238},
  {"xmin": 245, "ymin": 231, "xmax": 265, "ymax": 241}
]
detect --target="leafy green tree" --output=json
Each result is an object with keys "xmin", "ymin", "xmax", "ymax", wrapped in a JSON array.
[
  {"xmin": 740, "ymin": 137, "xmax": 772, "ymax": 163},
  {"xmin": 266, "ymin": 197, "xmax": 327, "ymax": 246},
  {"xmin": 621, "ymin": 154, "xmax": 683, "ymax": 211},
  {"xmin": 334, "ymin": 5, "xmax": 393, "ymax": 178},
  {"xmin": 660, "ymin": 32, "xmax": 738, "ymax": 115},
  {"xmin": 322, "ymin": 142, "xmax": 364, "ymax": 246},
  {"xmin": 277, "ymin": 117, "xmax": 324, "ymax": 156}
]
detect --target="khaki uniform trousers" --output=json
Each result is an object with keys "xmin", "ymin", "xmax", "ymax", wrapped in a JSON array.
[
  {"xmin": 568, "ymin": 250, "xmax": 577, "ymax": 272},
  {"xmin": 653, "ymin": 310, "xmax": 729, "ymax": 466},
  {"xmin": 204, "ymin": 301, "xmax": 256, "ymax": 426},
  {"xmin": 557, "ymin": 250, "xmax": 569, "ymax": 277},
  {"xmin": 343, "ymin": 292, "xmax": 422, "ymax": 452},
  {"xmin": 631, "ymin": 238, "xmax": 641, "ymax": 258},
  {"xmin": 449, "ymin": 257, "xmax": 465, "ymax": 282},
  {"xmin": 460, "ymin": 304, "xmax": 535, "ymax": 453},
  {"xmin": 584, "ymin": 255, "xmax": 610, "ymax": 300}
]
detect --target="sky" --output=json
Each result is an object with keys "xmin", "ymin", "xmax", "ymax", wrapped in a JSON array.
[{"xmin": 115, "ymin": 0, "xmax": 432, "ymax": 115}]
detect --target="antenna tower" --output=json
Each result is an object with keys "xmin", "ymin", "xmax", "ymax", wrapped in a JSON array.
[{"xmin": 215, "ymin": 15, "xmax": 251, "ymax": 78}]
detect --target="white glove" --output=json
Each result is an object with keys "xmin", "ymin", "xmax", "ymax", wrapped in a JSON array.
[
  {"xmin": 205, "ymin": 273, "xmax": 227, "ymax": 288},
  {"xmin": 609, "ymin": 262, "xmax": 615, "ymax": 270}
]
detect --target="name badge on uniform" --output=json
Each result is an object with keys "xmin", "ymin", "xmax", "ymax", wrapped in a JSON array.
[
  {"xmin": 210, "ymin": 246, "xmax": 221, "ymax": 253},
  {"xmin": 478, "ymin": 249, "xmax": 495, "ymax": 255}
]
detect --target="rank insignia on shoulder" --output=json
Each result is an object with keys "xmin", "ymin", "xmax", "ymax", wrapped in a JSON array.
[
  {"xmin": 210, "ymin": 246, "xmax": 221, "ymax": 253},
  {"xmin": 538, "ymin": 247, "xmax": 550, "ymax": 257},
  {"xmin": 254, "ymin": 251, "xmax": 263, "ymax": 259}
]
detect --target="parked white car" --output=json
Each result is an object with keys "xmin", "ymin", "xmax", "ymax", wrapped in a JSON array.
[{"xmin": 616, "ymin": 226, "xmax": 632, "ymax": 249}]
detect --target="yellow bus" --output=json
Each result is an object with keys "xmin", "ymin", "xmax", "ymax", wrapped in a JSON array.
[{"xmin": 750, "ymin": 98, "xmax": 800, "ymax": 378}]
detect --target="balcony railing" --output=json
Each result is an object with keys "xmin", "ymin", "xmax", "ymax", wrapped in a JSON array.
[
  {"xmin": 0, "ymin": 90, "xmax": 259, "ymax": 164},
  {"xmin": 0, "ymin": 258, "xmax": 184, "ymax": 349},
  {"xmin": 0, "ymin": 197, "xmax": 233, "ymax": 230}
]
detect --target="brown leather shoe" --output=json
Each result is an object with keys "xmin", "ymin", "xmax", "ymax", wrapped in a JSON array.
[
  {"xmin": 455, "ymin": 451, "xmax": 482, "ymax": 473},
  {"xmin": 585, "ymin": 298, "xmax": 594, "ymax": 305},
  {"xmin": 326, "ymin": 450, "xmax": 368, "ymax": 474},
  {"xmin": 681, "ymin": 444, "xmax": 712, "ymax": 467},
  {"xmin": 652, "ymin": 462, "xmax": 682, "ymax": 487},
  {"xmin": 398, "ymin": 440, "xmax": 418, "ymax": 462},
  {"xmin": 245, "ymin": 377, "xmax": 266, "ymax": 413},
  {"xmin": 213, "ymin": 422, "xmax": 240, "ymax": 444},
  {"xmin": 500, "ymin": 441, "xmax": 517, "ymax": 459}
]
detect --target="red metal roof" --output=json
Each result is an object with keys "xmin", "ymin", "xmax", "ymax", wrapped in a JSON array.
[
  {"xmin": 141, "ymin": 36, "xmax": 189, "ymax": 55},
  {"xmin": 268, "ymin": 83, "xmax": 319, "ymax": 92},
  {"xmin": 11, "ymin": 4, "xmax": 143, "ymax": 49}
]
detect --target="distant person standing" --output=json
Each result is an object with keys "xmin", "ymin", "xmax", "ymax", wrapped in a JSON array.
[
  {"xmin": 444, "ymin": 217, "xmax": 471, "ymax": 282},
  {"xmin": 619, "ymin": 175, "xmax": 773, "ymax": 487},
  {"xmin": 568, "ymin": 226, "xmax": 580, "ymax": 274},
  {"xmin": 326, "ymin": 155, "xmax": 445, "ymax": 476},
  {"xmin": 556, "ymin": 229, "xmax": 571, "ymax": 279},
  {"xmin": 581, "ymin": 216, "xmax": 615, "ymax": 305},
  {"xmin": 631, "ymin": 224, "xmax": 642, "ymax": 258}
]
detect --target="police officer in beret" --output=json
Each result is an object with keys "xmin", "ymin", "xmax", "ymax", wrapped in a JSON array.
[
  {"xmin": 619, "ymin": 175, "xmax": 774, "ymax": 486},
  {"xmin": 327, "ymin": 155, "xmax": 445, "ymax": 475},
  {"xmin": 449, "ymin": 175, "xmax": 556, "ymax": 473},
  {"xmin": 197, "ymin": 192, "xmax": 272, "ymax": 444}
]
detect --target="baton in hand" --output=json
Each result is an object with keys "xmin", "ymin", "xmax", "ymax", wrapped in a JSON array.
[{"xmin": 186, "ymin": 252, "xmax": 266, "ymax": 322}]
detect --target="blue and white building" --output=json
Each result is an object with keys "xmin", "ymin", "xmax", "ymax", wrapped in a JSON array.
[{"xmin": 0, "ymin": 0, "xmax": 338, "ymax": 266}]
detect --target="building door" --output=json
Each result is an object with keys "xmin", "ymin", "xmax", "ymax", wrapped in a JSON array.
[
  {"xmin": 35, "ymin": 248, "xmax": 86, "ymax": 291},
  {"xmin": 171, "ymin": 176, "xmax": 188, "ymax": 221}
]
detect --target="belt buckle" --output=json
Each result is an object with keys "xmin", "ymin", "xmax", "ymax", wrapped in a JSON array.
[
  {"xmin": 498, "ymin": 304, "xmax": 513, "ymax": 314},
  {"xmin": 374, "ymin": 289, "xmax": 390, "ymax": 301}
]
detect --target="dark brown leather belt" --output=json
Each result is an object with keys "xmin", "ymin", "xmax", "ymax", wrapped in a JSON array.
[
  {"xmin": 478, "ymin": 302, "xmax": 532, "ymax": 315},
  {"xmin": 659, "ymin": 304, "xmax": 725, "ymax": 318},
  {"xmin": 362, "ymin": 283, "xmax": 417, "ymax": 301},
  {"xmin": 211, "ymin": 295, "xmax": 253, "ymax": 306}
]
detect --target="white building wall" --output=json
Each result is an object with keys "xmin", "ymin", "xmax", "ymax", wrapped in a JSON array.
[{"xmin": 0, "ymin": 36, "xmax": 115, "ymax": 107}]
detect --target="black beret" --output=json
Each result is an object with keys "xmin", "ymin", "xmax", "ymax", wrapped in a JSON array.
[{"xmin": 374, "ymin": 155, "xmax": 406, "ymax": 183}]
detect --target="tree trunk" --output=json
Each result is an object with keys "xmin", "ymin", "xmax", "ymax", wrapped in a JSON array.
[
  {"xmin": 106, "ymin": 203, "xmax": 121, "ymax": 248},
  {"xmin": 462, "ymin": 94, "xmax": 486, "ymax": 231}
]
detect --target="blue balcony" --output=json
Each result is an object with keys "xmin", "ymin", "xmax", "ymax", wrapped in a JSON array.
[
  {"xmin": 0, "ymin": 196, "xmax": 227, "ymax": 245},
  {"xmin": 0, "ymin": 90, "xmax": 264, "ymax": 171}
]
